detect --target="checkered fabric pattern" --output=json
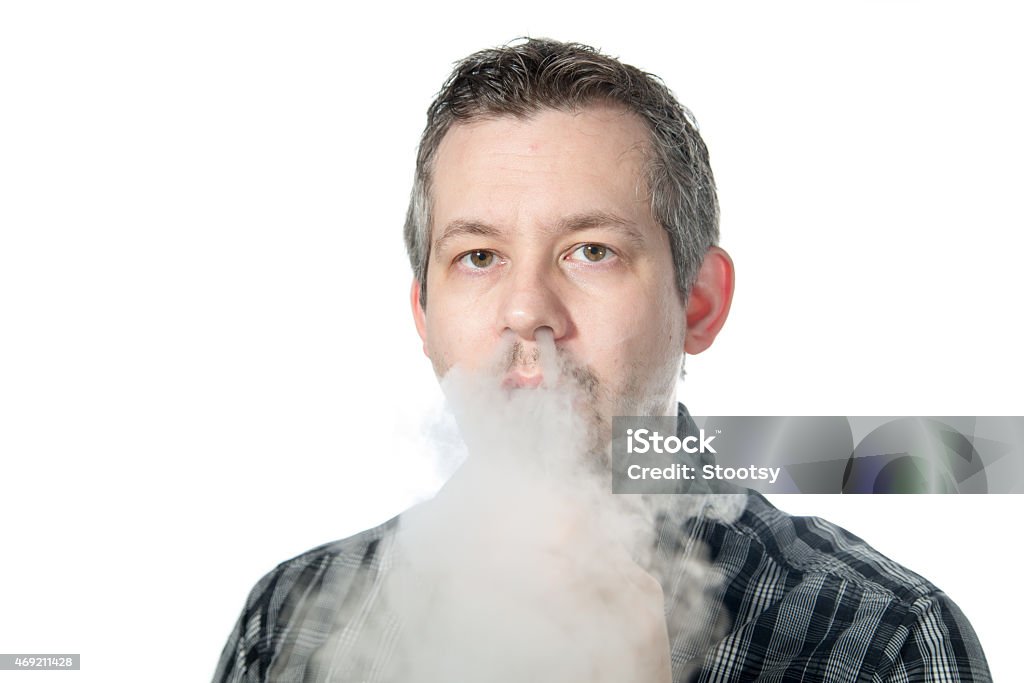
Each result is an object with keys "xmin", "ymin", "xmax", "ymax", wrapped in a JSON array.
[{"xmin": 213, "ymin": 410, "xmax": 991, "ymax": 682}]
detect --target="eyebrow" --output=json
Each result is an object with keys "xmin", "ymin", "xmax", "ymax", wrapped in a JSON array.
[{"xmin": 432, "ymin": 210, "xmax": 646, "ymax": 254}]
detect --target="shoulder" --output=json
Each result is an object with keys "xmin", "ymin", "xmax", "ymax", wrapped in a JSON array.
[
  {"xmin": 711, "ymin": 492, "xmax": 937, "ymax": 599},
  {"xmin": 688, "ymin": 493, "xmax": 991, "ymax": 681},
  {"xmin": 212, "ymin": 516, "xmax": 401, "ymax": 683}
]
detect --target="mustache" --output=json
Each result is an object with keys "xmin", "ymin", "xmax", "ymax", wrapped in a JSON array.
[
  {"xmin": 505, "ymin": 341, "xmax": 541, "ymax": 371},
  {"xmin": 503, "ymin": 340, "xmax": 600, "ymax": 399}
]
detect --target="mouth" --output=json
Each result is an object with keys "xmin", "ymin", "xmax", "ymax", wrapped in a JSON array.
[{"xmin": 502, "ymin": 372, "xmax": 545, "ymax": 389}]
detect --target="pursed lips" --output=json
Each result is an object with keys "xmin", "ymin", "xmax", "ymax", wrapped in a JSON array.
[{"xmin": 502, "ymin": 371, "xmax": 545, "ymax": 389}]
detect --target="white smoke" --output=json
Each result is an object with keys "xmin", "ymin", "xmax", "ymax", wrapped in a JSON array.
[{"xmin": 351, "ymin": 332, "xmax": 745, "ymax": 682}]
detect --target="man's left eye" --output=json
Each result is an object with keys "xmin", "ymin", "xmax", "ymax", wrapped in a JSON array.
[{"xmin": 569, "ymin": 244, "xmax": 612, "ymax": 262}]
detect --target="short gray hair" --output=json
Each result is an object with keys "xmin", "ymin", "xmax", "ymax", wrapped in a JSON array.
[{"xmin": 404, "ymin": 38, "xmax": 719, "ymax": 307}]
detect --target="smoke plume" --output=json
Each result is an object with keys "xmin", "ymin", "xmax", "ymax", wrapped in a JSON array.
[{"xmin": 337, "ymin": 331, "xmax": 745, "ymax": 681}]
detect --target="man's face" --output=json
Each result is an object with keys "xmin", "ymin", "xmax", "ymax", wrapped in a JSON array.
[{"xmin": 413, "ymin": 105, "xmax": 687, "ymax": 426}]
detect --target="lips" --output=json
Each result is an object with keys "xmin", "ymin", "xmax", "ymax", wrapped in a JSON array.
[{"xmin": 502, "ymin": 372, "xmax": 544, "ymax": 389}]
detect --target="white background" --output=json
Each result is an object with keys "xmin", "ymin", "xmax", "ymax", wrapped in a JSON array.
[{"xmin": 1, "ymin": 2, "xmax": 1021, "ymax": 681}]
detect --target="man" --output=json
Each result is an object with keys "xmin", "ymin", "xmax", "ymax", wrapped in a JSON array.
[{"xmin": 213, "ymin": 39, "xmax": 991, "ymax": 682}]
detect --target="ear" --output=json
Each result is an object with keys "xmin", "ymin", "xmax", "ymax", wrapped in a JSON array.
[
  {"xmin": 410, "ymin": 279, "xmax": 430, "ymax": 357},
  {"xmin": 684, "ymin": 246, "xmax": 735, "ymax": 355}
]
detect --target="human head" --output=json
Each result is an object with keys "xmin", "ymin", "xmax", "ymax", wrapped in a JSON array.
[{"xmin": 407, "ymin": 38, "xmax": 733, "ymax": 428}]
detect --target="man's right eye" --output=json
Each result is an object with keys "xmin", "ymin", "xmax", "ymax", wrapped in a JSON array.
[{"xmin": 459, "ymin": 250, "xmax": 496, "ymax": 269}]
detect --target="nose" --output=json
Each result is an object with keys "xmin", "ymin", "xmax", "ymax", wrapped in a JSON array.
[{"xmin": 497, "ymin": 265, "xmax": 570, "ymax": 342}]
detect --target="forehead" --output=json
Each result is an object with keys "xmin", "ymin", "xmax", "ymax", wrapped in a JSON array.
[{"xmin": 429, "ymin": 105, "xmax": 655, "ymax": 238}]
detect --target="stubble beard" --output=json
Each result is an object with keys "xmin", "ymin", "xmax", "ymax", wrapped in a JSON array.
[
  {"xmin": 432, "ymin": 334, "xmax": 678, "ymax": 479},
  {"xmin": 502, "ymin": 340, "xmax": 675, "ymax": 477}
]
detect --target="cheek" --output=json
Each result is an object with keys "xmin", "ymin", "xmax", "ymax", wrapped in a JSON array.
[
  {"xmin": 585, "ymin": 290, "xmax": 686, "ymax": 384},
  {"xmin": 651, "ymin": 280, "xmax": 688, "ymax": 343},
  {"xmin": 633, "ymin": 317, "xmax": 683, "ymax": 372},
  {"xmin": 578, "ymin": 288, "xmax": 682, "ymax": 351},
  {"xmin": 424, "ymin": 303, "xmax": 496, "ymax": 371}
]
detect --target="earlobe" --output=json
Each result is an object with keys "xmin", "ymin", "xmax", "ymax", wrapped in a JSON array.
[
  {"xmin": 410, "ymin": 280, "xmax": 430, "ymax": 357},
  {"xmin": 684, "ymin": 247, "xmax": 735, "ymax": 355}
]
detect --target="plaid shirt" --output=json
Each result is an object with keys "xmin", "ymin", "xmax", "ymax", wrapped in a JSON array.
[{"xmin": 214, "ymin": 414, "xmax": 991, "ymax": 682}]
